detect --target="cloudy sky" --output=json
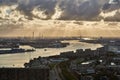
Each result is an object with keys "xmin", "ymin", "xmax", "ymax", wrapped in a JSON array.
[
  {"xmin": 0, "ymin": 0, "xmax": 120, "ymax": 21},
  {"xmin": 0, "ymin": 0, "xmax": 120, "ymax": 38}
]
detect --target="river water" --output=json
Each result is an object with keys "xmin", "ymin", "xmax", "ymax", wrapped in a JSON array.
[{"xmin": 0, "ymin": 40, "xmax": 102, "ymax": 68}]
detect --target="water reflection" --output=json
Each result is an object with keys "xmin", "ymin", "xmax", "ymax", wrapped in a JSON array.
[{"xmin": 0, "ymin": 40, "xmax": 102, "ymax": 68}]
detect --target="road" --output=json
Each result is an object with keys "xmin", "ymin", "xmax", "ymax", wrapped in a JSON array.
[{"xmin": 50, "ymin": 65, "xmax": 62, "ymax": 80}]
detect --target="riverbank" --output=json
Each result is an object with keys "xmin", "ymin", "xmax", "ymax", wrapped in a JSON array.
[{"xmin": 0, "ymin": 40, "xmax": 102, "ymax": 67}]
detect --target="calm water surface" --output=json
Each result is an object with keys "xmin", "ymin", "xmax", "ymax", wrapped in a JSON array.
[{"xmin": 0, "ymin": 40, "xmax": 102, "ymax": 67}]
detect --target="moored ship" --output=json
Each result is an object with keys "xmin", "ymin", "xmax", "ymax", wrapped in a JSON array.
[{"xmin": 0, "ymin": 48, "xmax": 35, "ymax": 54}]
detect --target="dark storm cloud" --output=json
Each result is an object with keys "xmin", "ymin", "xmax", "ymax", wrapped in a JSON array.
[
  {"xmin": 0, "ymin": 0, "xmax": 120, "ymax": 20},
  {"xmin": 57, "ymin": 0, "xmax": 102, "ymax": 20},
  {"xmin": 17, "ymin": 0, "xmax": 104, "ymax": 20}
]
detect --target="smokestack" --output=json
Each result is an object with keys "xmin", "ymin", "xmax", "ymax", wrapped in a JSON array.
[{"xmin": 32, "ymin": 32, "xmax": 34, "ymax": 39}]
